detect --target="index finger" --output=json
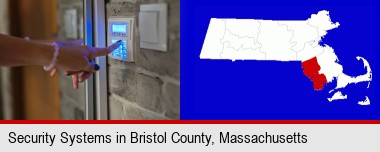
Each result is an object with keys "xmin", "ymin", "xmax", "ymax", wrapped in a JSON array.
[{"xmin": 93, "ymin": 40, "xmax": 122, "ymax": 57}]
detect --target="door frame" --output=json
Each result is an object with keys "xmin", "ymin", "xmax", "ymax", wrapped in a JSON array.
[{"xmin": 84, "ymin": 0, "xmax": 108, "ymax": 120}]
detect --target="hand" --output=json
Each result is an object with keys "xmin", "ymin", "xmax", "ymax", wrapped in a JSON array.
[{"xmin": 49, "ymin": 39, "xmax": 122, "ymax": 89}]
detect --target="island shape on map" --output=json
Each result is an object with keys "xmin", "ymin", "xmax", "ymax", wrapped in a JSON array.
[{"xmin": 199, "ymin": 10, "xmax": 372, "ymax": 104}]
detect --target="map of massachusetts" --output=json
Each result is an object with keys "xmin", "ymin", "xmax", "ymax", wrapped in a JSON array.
[{"xmin": 200, "ymin": 10, "xmax": 372, "ymax": 105}]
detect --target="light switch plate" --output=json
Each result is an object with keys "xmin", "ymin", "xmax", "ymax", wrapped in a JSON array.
[
  {"xmin": 139, "ymin": 3, "xmax": 167, "ymax": 52},
  {"xmin": 64, "ymin": 9, "xmax": 77, "ymax": 39},
  {"xmin": 139, "ymin": 11, "xmax": 158, "ymax": 43}
]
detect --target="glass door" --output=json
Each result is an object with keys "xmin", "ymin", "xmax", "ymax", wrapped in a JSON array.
[{"xmin": 84, "ymin": 0, "xmax": 108, "ymax": 120}]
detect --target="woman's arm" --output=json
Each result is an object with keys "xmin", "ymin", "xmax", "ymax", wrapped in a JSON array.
[
  {"xmin": 0, "ymin": 34, "xmax": 121, "ymax": 69},
  {"xmin": 0, "ymin": 34, "xmax": 121, "ymax": 89},
  {"xmin": 0, "ymin": 34, "xmax": 54, "ymax": 67}
]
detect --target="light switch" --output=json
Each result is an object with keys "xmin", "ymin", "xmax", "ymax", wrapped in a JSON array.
[
  {"xmin": 139, "ymin": 11, "xmax": 158, "ymax": 43},
  {"xmin": 64, "ymin": 9, "xmax": 77, "ymax": 39},
  {"xmin": 139, "ymin": 4, "xmax": 167, "ymax": 52}
]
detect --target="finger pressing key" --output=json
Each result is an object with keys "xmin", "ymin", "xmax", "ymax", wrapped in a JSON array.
[{"xmin": 92, "ymin": 40, "xmax": 122, "ymax": 58}]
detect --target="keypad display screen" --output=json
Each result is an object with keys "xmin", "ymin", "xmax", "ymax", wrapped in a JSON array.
[{"xmin": 111, "ymin": 24, "xmax": 127, "ymax": 33}]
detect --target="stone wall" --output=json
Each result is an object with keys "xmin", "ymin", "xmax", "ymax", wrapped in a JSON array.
[{"xmin": 106, "ymin": 0, "xmax": 180, "ymax": 119}]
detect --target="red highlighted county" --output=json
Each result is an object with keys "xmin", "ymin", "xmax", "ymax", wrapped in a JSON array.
[{"xmin": 301, "ymin": 57, "xmax": 327, "ymax": 91}]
